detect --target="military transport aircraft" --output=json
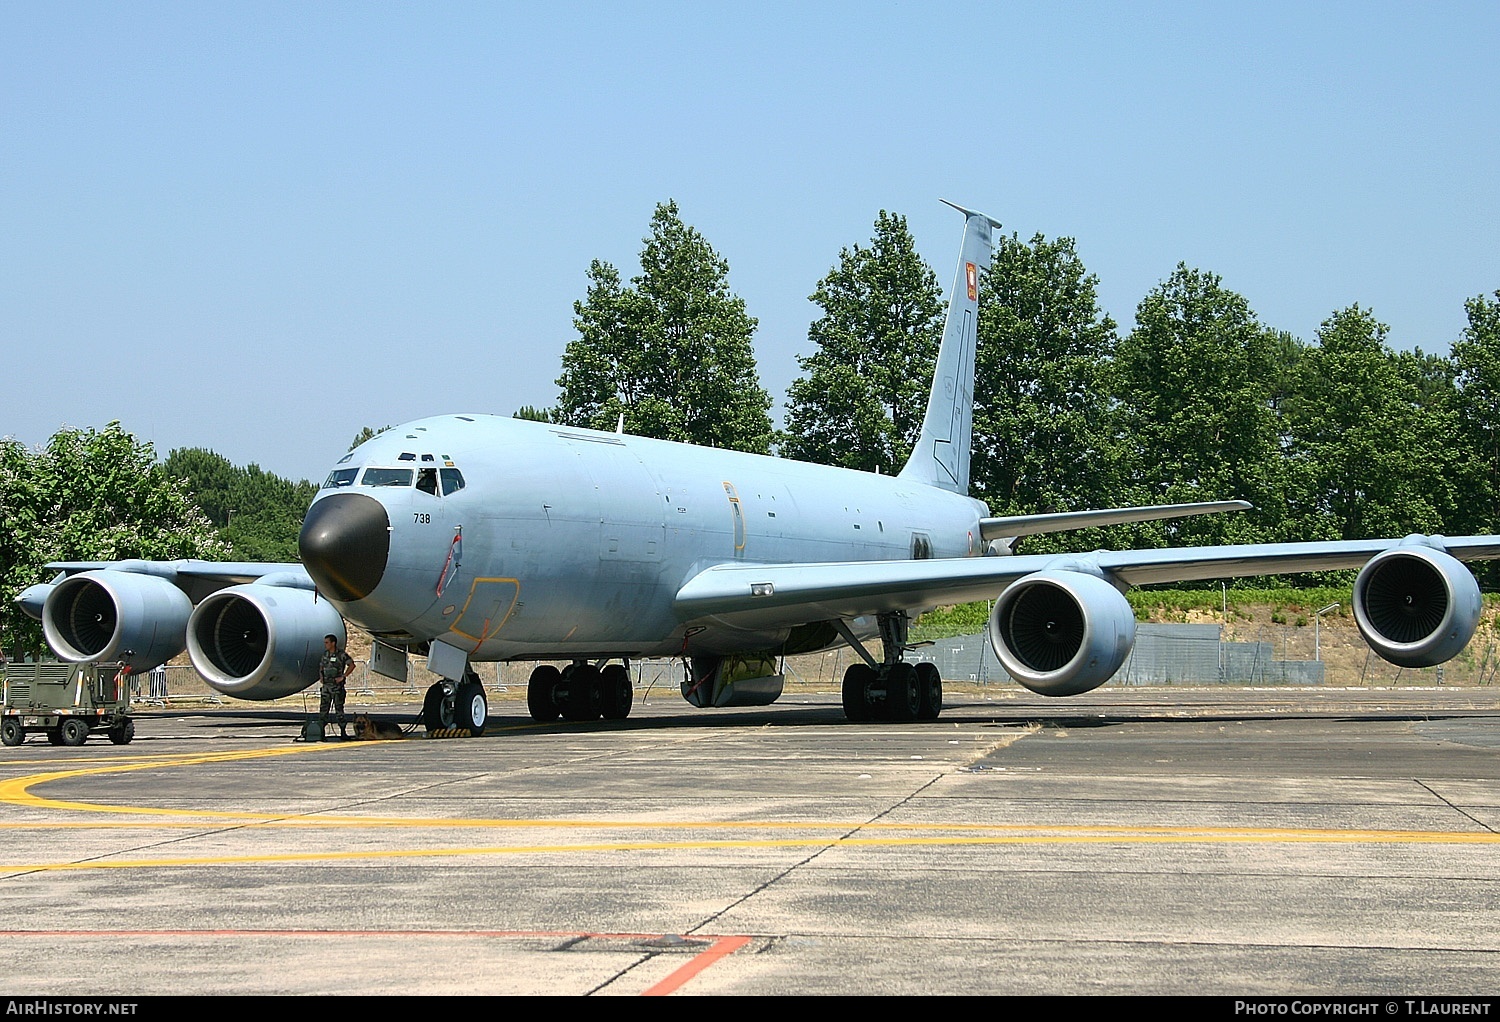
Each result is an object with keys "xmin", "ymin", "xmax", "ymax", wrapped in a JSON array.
[{"xmin": 19, "ymin": 202, "xmax": 1500, "ymax": 736}]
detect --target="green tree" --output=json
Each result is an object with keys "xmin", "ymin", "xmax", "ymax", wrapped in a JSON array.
[
  {"xmin": 513, "ymin": 405, "xmax": 557, "ymax": 423},
  {"xmin": 1113, "ymin": 265, "xmax": 1286, "ymax": 547},
  {"xmin": 780, "ymin": 211, "xmax": 944, "ymax": 472},
  {"xmin": 1281, "ymin": 306, "xmax": 1458, "ymax": 542},
  {"xmin": 1, "ymin": 424, "xmax": 228, "ymax": 656},
  {"xmin": 1451, "ymin": 290, "xmax": 1500, "ymax": 536},
  {"xmin": 556, "ymin": 200, "xmax": 773, "ymax": 453},
  {"xmin": 969, "ymin": 232, "xmax": 1123, "ymax": 545},
  {"xmin": 349, "ymin": 425, "xmax": 392, "ymax": 451},
  {"xmin": 163, "ymin": 448, "xmax": 316, "ymax": 562}
]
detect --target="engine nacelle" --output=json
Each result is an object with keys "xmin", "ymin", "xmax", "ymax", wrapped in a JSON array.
[
  {"xmin": 1353, "ymin": 545, "xmax": 1481, "ymax": 668},
  {"xmin": 187, "ymin": 583, "xmax": 347, "ymax": 700},
  {"xmin": 989, "ymin": 569, "xmax": 1136, "ymax": 697},
  {"xmin": 42, "ymin": 570, "xmax": 192, "ymax": 674}
]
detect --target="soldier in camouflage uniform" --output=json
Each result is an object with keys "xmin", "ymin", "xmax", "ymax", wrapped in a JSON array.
[{"xmin": 318, "ymin": 634, "xmax": 355, "ymax": 739}]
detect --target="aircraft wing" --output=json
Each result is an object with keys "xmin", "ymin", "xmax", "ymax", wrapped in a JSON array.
[
  {"xmin": 16, "ymin": 558, "xmax": 332, "ymax": 701},
  {"xmin": 673, "ymin": 535, "xmax": 1500, "ymax": 631},
  {"xmin": 27, "ymin": 560, "xmax": 311, "ymax": 609},
  {"xmin": 42, "ymin": 560, "xmax": 307, "ymax": 582}
]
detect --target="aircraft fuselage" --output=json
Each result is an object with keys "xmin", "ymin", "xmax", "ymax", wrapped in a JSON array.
[{"xmin": 308, "ymin": 414, "xmax": 988, "ymax": 661}]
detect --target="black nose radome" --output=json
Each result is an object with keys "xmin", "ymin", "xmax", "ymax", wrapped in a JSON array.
[{"xmin": 299, "ymin": 493, "xmax": 390, "ymax": 602}]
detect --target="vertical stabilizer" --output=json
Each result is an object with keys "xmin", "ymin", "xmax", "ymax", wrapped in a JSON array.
[{"xmin": 897, "ymin": 200, "xmax": 999, "ymax": 494}]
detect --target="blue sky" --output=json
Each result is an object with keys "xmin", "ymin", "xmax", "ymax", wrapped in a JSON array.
[{"xmin": 3, "ymin": 2, "xmax": 1497, "ymax": 484}]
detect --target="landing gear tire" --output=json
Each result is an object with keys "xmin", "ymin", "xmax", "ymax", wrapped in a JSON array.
[
  {"xmin": 885, "ymin": 663, "xmax": 920, "ymax": 723},
  {"xmin": 422, "ymin": 682, "xmax": 455, "ymax": 731},
  {"xmin": 108, "ymin": 718, "xmax": 135, "ymax": 745},
  {"xmin": 1, "ymin": 718, "xmax": 22, "ymax": 746},
  {"xmin": 916, "ymin": 662, "xmax": 943, "ymax": 721},
  {"xmin": 527, "ymin": 665, "xmax": 562, "ymax": 722},
  {"xmin": 599, "ymin": 664, "xmax": 633, "ymax": 720},
  {"xmin": 558, "ymin": 664, "xmax": 602, "ymax": 722},
  {"xmin": 454, "ymin": 680, "xmax": 487, "ymax": 736},
  {"xmin": 842, "ymin": 663, "xmax": 876, "ymax": 722},
  {"xmin": 60, "ymin": 718, "xmax": 89, "ymax": 747}
]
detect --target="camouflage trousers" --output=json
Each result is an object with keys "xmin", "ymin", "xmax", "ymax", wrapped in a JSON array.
[{"xmin": 319, "ymin": 684, "xmax": 348, "ymax": 728}]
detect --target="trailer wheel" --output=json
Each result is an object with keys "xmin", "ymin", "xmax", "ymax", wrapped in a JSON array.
[
  {"xmin": 60, "ymin": 719, "xmax": 89, "ymax": 746},
  {"xmin": 1, "ymin": 718, "xmax": 22, "ymax": 746},
  {"xmin": 108, "ymin": 718, "xmax": 135, "ymax": 745}
]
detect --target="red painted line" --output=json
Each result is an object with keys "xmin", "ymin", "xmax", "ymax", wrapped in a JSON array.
[
  {"xmin": 642, "ymin": 934, "xmax": 753, "ymax": 997},
  {"xmin": 0, "ymin": 928, "xmax": 754, "ymax": 995}
]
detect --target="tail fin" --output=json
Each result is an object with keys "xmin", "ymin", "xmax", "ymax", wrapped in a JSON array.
[{"xmin": 897, "ymin": 200, "xmax": 999, "ymax": 494}]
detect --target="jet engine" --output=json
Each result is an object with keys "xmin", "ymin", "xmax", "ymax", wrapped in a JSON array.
[
  {"xmin": 1353, "ymin": 545, "xmax": 1481, "ymax": 668},
  {"xmin": 186, "ymin": 579, "xmax": 347, "ymax": 700},
  {"xmin": 41, "ymin": 569, "xmax": 192, "ymax": 674},
  {"xmin": 988, "ymin": 569, "xmax": 1136, "ymax": 697}
]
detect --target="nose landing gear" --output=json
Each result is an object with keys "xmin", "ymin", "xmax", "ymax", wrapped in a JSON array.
[{"xmin": 421, "ymin": 670, "xmax": 488, "ymax": 736}]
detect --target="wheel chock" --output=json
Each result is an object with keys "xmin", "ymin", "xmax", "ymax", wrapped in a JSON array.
[{"xmin": 425, "ymin": 727, "xmax": 474, "ymax": 739}]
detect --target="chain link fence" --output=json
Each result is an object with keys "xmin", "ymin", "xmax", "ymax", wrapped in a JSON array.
[{"xmin": 121, "ymin": 616, "xmax": 1500, "ymax": 708}]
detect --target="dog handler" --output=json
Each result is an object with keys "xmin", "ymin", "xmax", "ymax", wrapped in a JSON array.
[{"xmin": 317, "ymin": 634, "xmax": 356, "ymax": 739}]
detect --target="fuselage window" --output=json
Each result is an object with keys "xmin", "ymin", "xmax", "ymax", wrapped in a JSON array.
[
  {"xmin": 440, "ymin": 468, "xmax": 466, "ymax": 495},
  {"xmin": 361, "ymin": 467, "xmax": 414, "ymax": 487},
  {"xmin": 416, "ymin": 468, "xmax": 439, "ymax": 495},
  {"xmin": 323, "ymin": 468, "xmax": 358, "ymax": 489}
]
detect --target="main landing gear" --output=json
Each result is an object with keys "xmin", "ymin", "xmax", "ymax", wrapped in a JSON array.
[
  {"xmin": 421, "ymin": 670, "xmax": 488, "ymax": 736},
  {"xmin": 840, "ymin": 612, "xmax": 943, "ymax": 723},
  {"xmin": 526, "ymin": 661, "xmax": 633, "ymax": 723}
]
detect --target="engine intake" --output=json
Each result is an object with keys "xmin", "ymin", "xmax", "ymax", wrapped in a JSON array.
[
  {"xmin": 41, "ymin": 570, "xmax": 192, "ymax": 674},
  {"xmin": 187, "ymin": 583, "xmax": 346, "ymax": 700},
  {"xmin": 989, "ymin": 569, "xmax": 1135, "ymax": 697},
  {"xmin": 1353, "ymin": 546, "xmax": 1480, "ymax": 668}
]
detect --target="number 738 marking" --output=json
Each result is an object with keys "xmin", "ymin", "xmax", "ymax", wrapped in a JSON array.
[{"xmin": 413, "ymin": 513, "xmax": 432, "ymax": 524}]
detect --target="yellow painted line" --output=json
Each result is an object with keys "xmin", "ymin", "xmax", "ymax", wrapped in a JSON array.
[
  {"xmin": 3, "ymin": 743, "xmax": 1497, "ymax": 868},
  {"xmin": 0, "ymin": 814, "xmax": 1497, "ymax": 847},
  {"xmin": 0, "ymin": 743, "xmax": 348, "ymax": 818},
  {"xmin": 3, "ymin": 825, "xmax": 1500, "ymax": 873}
]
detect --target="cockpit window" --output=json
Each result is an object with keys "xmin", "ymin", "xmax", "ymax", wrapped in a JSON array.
[
  {"xmin": 440, "ymin": 468, "xmax": 466, "ymax": 495},
  {"xmin": 361, "ymin": 467, "xmax": 414, "ymax": 487},
  {"xmin": 323, "ymin": 468, "xmax": 358, "ymax": 489},
  {"xmin": 416, "ymin": 468, "xmax": 439, "ymax": 495}
]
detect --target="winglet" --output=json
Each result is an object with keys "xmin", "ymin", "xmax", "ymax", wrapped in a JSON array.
[{"xmin": 897, "ymin": 201, "xmax": 998, "ymax": 494}]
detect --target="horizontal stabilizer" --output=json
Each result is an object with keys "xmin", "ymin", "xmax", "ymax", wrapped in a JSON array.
[{"xmin": 978, "ymin": 500, "xmax": 1251, "ymax": 542}]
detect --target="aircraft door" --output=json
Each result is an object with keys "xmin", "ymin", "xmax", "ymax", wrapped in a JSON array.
[
  {"xmin": 447, "ymin": 577, "xmax": 520, "ymax": 651},
  {"xmin": 723, "ymin": 482, "xmax": 746, "ymax": 558}
]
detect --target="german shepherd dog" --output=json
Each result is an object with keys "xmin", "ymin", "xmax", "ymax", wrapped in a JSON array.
[{"xmin": 352, "ymin": 713, "xmax": 405, "ymax": 740}]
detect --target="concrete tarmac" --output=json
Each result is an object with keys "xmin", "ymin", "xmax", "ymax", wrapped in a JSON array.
[{"xmin": 1, "ymin": 685, "xmax": 1499, "ymax": 997}]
